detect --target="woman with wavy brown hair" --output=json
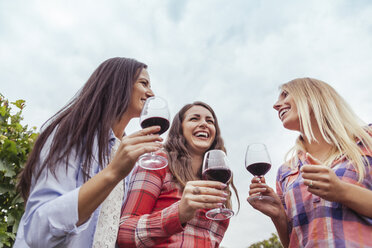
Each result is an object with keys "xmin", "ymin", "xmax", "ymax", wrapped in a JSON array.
[
  {"xmin": 118, "ymin": 101, "xmax": 239, "ymax": 247},
  {"xmin": 14, "ymin": 57, "xmax": 162, "ymax": 247}
]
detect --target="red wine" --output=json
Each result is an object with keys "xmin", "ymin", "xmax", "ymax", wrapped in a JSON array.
[
  {"xmin": 202, "ymin": 168, "xmax": 232, "ymax": 184},
  {"xmin": 246, "ymin": 162, "xmax": 271, "ymax": 176},
  {"xmin": 141, "ymin": 117, "xmax": 170, "ymax": 135}
]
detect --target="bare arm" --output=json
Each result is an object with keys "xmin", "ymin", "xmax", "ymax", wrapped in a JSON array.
[
  {"xmin": 339, "ymin": 182, "xmax": 372, "ymax": 218},
  {"xmin": 247, "ymin": 176, "xmax": 290, "ymax": 248},
  {"xmin": 77, "ymin": 126, "xmax": 162, "ymax": 226},
  {"xmin": 271, "ymin": 211, "xmax": 290, "ymax": 248}
]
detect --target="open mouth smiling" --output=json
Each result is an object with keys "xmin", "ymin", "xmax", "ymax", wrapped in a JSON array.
[
  {"xmin": 279, "ymin": 107, "xmax": 290, "ymax": 120},
  {"xmin": 194, "ymin": 131, "xmax": 209, "ymax": 139}
]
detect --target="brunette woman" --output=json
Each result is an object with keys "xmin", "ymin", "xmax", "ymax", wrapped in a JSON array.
[
  {"xmin": 118, "ymin": 101, "xmax": 239, "ymax": 247},
  {"xmin": 14, "ymin": 57, "xmax": 162, "ymax": 247}
]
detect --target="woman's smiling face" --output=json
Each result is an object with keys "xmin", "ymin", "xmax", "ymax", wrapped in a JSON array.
[
  {"xmin": 127, "ymin": 68, "xmax": 154, "ymax": 118},
  {"xmin": 273, "ymin": 90, "xmax": 301, "ymax": 132},
  {"xmin": 182, "ymin": 105, "xmax": 216, "ymax": 156}
]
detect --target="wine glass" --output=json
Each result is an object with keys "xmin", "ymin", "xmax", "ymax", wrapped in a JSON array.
[
  {"xmin": 202, "ymin": 149, "xmax": 234, "ymax": 220},
  {"xmin": 245, "ymin": 143, "xmax": 274, "ymax": 202},
  {"xmin": 138, "ymin": 96, "xmax": 170, "ymax": 170}
]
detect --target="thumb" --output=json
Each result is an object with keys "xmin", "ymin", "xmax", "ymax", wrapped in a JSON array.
[{"xmin": 306, "ymin": 152, "xmax": 322, "ymax": 165}]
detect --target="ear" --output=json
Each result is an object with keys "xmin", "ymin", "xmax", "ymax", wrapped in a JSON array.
[{"xmin": 306, "ymin": 152, "xmax": 322, "ymax": 165}]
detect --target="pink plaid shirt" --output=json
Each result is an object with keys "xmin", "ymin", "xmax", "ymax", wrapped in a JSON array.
[
  {"xmin": 117, "ymin": 166, "xmax": 229, "ymax": 247},
  {"xmin": 277, "ymin": 139, "xmax": 372, "ymax": 247}
]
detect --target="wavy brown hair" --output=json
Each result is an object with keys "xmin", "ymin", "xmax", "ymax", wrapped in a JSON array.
[
  {"xmin": 164, "ymin": 101, "xmax": 240, "ymax": 211},
  {"xmin": 18, "ymin": 57, "xmax": 147, "ymax": 201}
]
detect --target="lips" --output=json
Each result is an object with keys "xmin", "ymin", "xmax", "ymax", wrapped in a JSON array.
[
  {"xmin": 279, "ymin": 107, "xmax": 290, "ymax": 120},
  {"xmin": 193, "ymin": 131, "xmax": 209, "ymax": 139}
]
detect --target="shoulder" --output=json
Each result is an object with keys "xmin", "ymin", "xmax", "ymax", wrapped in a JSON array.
[
  {"xmin": 358, "ymin": 124, "xmax": 372, "ymax": 157},
  {"xmin": 276, "ymin": 160, "xmax": 300, "ymax": 188},
  {"xmin": 363, "ymin": 124, "xmax": 372, "ymax": 139}
]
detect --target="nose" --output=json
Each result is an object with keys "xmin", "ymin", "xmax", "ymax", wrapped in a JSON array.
[
  {"xmin": 273, "ymin": 100, "xmax": 281, "ymax": 111},
  {"xmin": 198, "ymin": 119, "xmax": 208, "ymax": 128},
  {"xmin": 146, "ymin": 88, "xmax": 154, "ymax": 97}
]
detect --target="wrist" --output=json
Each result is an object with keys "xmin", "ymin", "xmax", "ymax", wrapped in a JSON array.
[
  {"xmin": 271, "ymin": 208, "xmax": 287, "ymax": 224},
  {"xmin": 102, "ymin": 165, "xmax": 124, "ymax": 185},
  {"xmin": 107, "ymin": 160, "xmax": 134, "ymax": 180},
  {"xmin": 178, "ymin": 203, "xmax": 193, "ymax": 224},
  {"xmin": 337, "ymin": 180, "xmax": 352, "ymax": 205}
]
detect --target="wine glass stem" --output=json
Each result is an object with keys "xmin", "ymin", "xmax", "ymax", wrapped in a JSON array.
[{"xmin": 258, "ymin": 176, "xmax": 263, "ymax": 200}]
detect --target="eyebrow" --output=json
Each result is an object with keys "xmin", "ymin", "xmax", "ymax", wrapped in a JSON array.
[
  {"xmin": 139, "ymin": 78, "xmax": 149, "ymax": 82},
  {"xmin": 138, "ymin": 78, "xmax": 151, "ymax": 87},
  {"xmin": 186, "ymin": 114, "xmax": 200, "ymax": 118},
  {"xmin": 187, "ymin": 114, "xmax": 214, "ymax": 120}
]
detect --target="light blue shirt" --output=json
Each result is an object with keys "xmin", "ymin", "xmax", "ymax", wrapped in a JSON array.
[{"xmin": 14, "ymin": 130, "xmax": 130, "ymax": 248}]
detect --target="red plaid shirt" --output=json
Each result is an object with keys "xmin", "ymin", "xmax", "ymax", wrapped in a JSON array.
[{"xmin": 117, "ymin": 165, "xmax": 229, "ymax": 247}]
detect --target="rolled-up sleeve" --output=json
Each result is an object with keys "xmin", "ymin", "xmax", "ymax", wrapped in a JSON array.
[
  {"xmin": 18, "ymin": 132, "xmax": 96, "ymax": 248},
  {"xmin": 22, "ymin": 156, "xmax": 91, "ymax": 247}
]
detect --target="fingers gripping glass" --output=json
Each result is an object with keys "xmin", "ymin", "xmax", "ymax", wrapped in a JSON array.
[
  {"xmin": 202, "ymin": 149, "xmax": 234, "ymax": 220},
  {"xmin": 138, "ymin": 96, "xmax": 170, "ymax": 170},
  {"xmin": 245, "ymin": 143, "xmax": 274, "ymax": 202}
]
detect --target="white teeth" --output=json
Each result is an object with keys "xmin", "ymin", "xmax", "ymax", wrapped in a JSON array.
[
  {"xmin": 195, "ymin": 131, "xmax": 208, "ymax": 138},
  {"xmin": 279, "ymin": 109, "xmax": 289, "ymax": 119}
]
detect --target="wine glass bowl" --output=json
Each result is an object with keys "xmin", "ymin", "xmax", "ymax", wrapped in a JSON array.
[
  {"xmin": 245, "ymin": 143, "xmax": 273, "ymax": 201},
  {"xmin": 202, "ymin": 149, "xmax": 234, "ymax": 220},
  {"xmin": 138, "ymin": 96, "xmax": 170, "ymax": 170},
  {"xmin": 246, "ymin": 162, "xmax": 271, "ymax": 178}
]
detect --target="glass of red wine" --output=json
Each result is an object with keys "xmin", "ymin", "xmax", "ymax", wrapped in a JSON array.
[
  {"xmin": 245, "ymin": 143, "xmax": 274, "ymax": 202},
  {"xmin": 202, "ymin": 149, "xmax": 234, "ymax": 220},
  {"xmin": 138, "ymin": 96, "xmax": 170, "ymax": 170}
]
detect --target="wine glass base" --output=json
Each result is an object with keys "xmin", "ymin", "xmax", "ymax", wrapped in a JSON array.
[
  {"xmin": 138, "ymin": 154, "xmax": 168, "ymax": 170},
  {"xmin": 205, "ymin": 208, "xmax": 234, "ymax": 220},
  {"xmin": 247, "ymin": 195, "xmax": 275, "ymax": 204}
]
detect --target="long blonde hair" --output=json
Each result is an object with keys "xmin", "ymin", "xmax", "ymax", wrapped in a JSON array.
[{"xmin": 281, "ymin": 77, "xmax": 372, "ymax": 182}]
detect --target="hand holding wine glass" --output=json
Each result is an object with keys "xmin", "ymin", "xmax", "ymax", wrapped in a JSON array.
[
  {"xmin": 202, "ymin": 149, "xmax": 234, "ymax": 220},
  {"xmin": 178, "ymin": 180, "xmax": 228, "ymax": 224},
  {"xmin": 138, "ymin": 96, "xmax": 170, "ymax": 170},
  {"xmin": 245, "ymin": 143, "xmax": 274, "ymax": 202}
]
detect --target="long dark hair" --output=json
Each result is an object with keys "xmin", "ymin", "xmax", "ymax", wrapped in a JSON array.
[
  {"xmin": 18, "ymin": 57, "xmax": 147, "ymax": 201},
  {"xmin": 164, "ymin": 101, "xmax": 240, "ymax": 211}
]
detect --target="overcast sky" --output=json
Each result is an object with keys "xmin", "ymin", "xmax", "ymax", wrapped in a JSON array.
[{"xmin": 2, "ymin": 0, "xmax": 372, "ymax": 247}]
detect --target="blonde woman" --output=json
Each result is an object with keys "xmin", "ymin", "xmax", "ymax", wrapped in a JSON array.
[{"xmin": 248, "ymin": 78, "xmax": 372, "ymax": 247}]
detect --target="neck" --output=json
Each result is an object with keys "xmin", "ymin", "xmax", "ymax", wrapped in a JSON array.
[
  {"xmin": 112, "ymin": 115, "xmax": 131, "ymax": 139},
  {"xmin": 190, "ymin": 153, "xmax": 203, "ymax": 177},
  {"xmin": 302, "ymin": 120, "xmax": 334, "ymax": 162}
]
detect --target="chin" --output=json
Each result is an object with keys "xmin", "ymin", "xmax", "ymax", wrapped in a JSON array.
[
  {"xmin": 136, "ymin": 107, "xmax": 143, "ymax": 116},
  {"xmin": 198, "ymin": 144, "xmax": 213, "ymax": 152},
  {"xmin": 189, "ymin": 145, "xmax": 207, "ymax": 154},
  {"xmin": 283, "ymin": 123, "xmax": 301, "ymax": 131}
]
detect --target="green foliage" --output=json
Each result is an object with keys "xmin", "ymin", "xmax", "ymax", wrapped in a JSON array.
[
  {"xmin": 0, "ymin": 94, "xmax": 38, "ymax": 248},
  {"xmin": 248, "ymin": 233, "xmax": 283, "ymax": 248}
]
